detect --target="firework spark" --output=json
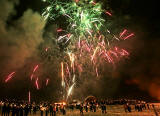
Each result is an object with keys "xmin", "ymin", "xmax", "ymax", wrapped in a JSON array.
[
  {"xmin": 96, "ymin": 67, "xmax": 99, "ymax": 77},
  {"xmin": 46, "ymin": 78, "xmax": 49, "ymax": 86},
  {"xmin": 61, "ymin": 62, "xmax": 65, "ymax": 87},
  {"xmin": 120, "ymin": 29, "xmax": 134, "ymax": 40},
  {"xmin": 5, "ymin": 72, "xmax": 16, "ymax": 83},
  {"xmin": 35, "ymin": 78, "xmax": 39, "ymax": 90},
  {"xmin": 30, "ymin": 65, "xmax": 39, "ymax": 80},
  {"xmin": 28, "ymin": 91, "xmax": 31, "ymax": 103},
  {"xmin": 45, "ymin": 47, "xmax": 49, "ymax": 52},
  {"xmin": 91, "ymin": 47, "xmax": 99, "ymax": 61},
  {"xmin": 30, "ymin": 74, "xmax": 34, "ymax": 81},
  {"xmin": 67, "ymin": 83, "xmax": 75, "ymax": 99},
  {"xmin": 33, "ymin": 65, "xmax": 39, "ymax": 73},
  {"xmin": 67, "ymin": 52, "xmax": 75, "ymax": 72},
  {"xmin": 124, "ymin": 33, "xmax": 134, "ymax": 40},
  {"xmin": 57, "ymin": 28, "xmax": 63, "ymax": 32},
  {"xmin": 120, "ymin": 29, "xmax": 127, "ymax": 38},
  {"xmin": 105, "ymin": 11, "xmax": 112, "ymax": 16}
]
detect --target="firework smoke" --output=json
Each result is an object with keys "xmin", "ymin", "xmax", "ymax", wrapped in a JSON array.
[{"xmin": 0, "ymin": 0, "xmax": 46, "ymax": 75}]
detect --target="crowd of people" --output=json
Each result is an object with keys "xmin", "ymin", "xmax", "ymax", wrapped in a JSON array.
[
  {"xmin": 75, "ymin": 99, "xmax": 156, "ymax": 115},
  {"xmin": 0, "ymin": 99, "xmax": 159, "ymax": 116},
  {"xmin": 0, "ymin": 100, "xmax": 59, "ymax": 116},
  {"xmin": 75, "ymin": 100, "xmax": 107, "ymax": 115}
]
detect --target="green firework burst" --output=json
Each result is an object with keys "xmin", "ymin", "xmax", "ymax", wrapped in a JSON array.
[{"xmin": 42, "ymin": 0, "xmax": 105, "ymax": 37}]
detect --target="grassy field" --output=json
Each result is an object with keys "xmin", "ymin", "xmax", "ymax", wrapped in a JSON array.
[{"xmin": 28, "ymin": 105, "xmax": 160, "ymax": 116}]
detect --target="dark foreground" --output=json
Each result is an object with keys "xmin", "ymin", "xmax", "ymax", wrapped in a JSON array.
[{"xmin": 1, "ymin": 104, "xmax": 160, "ymax": 116}]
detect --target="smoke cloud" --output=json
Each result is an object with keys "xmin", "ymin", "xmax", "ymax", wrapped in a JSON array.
[{"xmin": 0, "ymin": 0, "xmax": 46, "ymax": 74}]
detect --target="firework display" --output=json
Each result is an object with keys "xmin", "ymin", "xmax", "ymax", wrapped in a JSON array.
[
  {"xmin": 3, "ymin": 0, "xmax": 134, "ymax": 101},
  {"xmin": 41, "ymin": 0, "xmax": 134, "ymax": 100}
]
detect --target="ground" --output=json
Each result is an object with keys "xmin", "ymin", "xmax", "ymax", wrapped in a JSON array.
[{"xmin": 30, "ymin": 105, "xmax": 160, "ymax": 116}]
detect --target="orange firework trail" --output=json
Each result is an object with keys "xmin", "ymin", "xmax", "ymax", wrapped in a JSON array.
[
  {"xmin": 5, "ymin": 72, "xmax": 16, "ymax": 83},
  {"xmin": 67, "ymin": 52, "xmax": 75, "ymax": 72},
  {"xmin": 61, "ymin": 62, "xmax": 65, "ymax": 87}
]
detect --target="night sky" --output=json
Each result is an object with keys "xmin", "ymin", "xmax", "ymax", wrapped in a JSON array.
[{"xmin": 0, "ymin": 0, "xmax": 159, "ymax": 102}]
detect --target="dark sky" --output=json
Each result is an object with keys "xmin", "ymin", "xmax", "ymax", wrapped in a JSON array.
[{"xmin": 0, "ymin": 0, "xmax": 160, "ymax": 102}]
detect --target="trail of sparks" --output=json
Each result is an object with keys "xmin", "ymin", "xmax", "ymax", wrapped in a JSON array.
[
  {"xmin": 46, "ymin": 78, "xmax": 49, "ymax": 86},
  {"xmin": 120, "ymin": 29, "xmax": 127, "ymax": 38},
  {"xmin": 72, "ymin": 75, "xmax": 75, "ymax": 83},
  {"xmin": 120, "ymin": 29, "xmax": 134, "ymax": 40},
  {"xmin": 57, "ymin": 28, "xmax": 63, "ymax": 32},
  {"xmin": 33, "ymin": 65, "xmax": 39, "ymax": 73},
  {"xmin": 91, "ymin": 47, "xmax": 99, "ymax": 61},
  {"xmin": 30, "ymin": 65, "xmax": 39, "ymax": 80},
  {"xmin": 30, "ymin": 74, "xmax": 34, "ymax": 81},
  {"xmin": 67, "ymin": 83, "xmax": 75, "ymax": 99},
  {"xmin": 66, "ymin": 64, "xmax": 71, "ymax": 77},
  {"xmin": 28, "ymin": 91, "xmax": 31, "ymax": 103},
  {"xmin": 67, "ymin": 52, "xmax": 75, "ymax": 72},
  {"xmin": 124, "ymin": 33, "xmax": 134, "ymax": 40},
  {"xmin": 35, "ymin": 78, "xmax": 39, "ymax": 90},
  {"xmin": 5, "ymin": 72, "xmax": 16, "ymax": 83},
  {"xmin": 105, "ymin": 11, "xmax": 112, "ymax": 16},
  {"xmin": 96, "ymin": 67, "xmax": 99, "ymax": 77},
  {"xmin": 61, "ymin": 62, "xmax": 65, "ymax": 87}
]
